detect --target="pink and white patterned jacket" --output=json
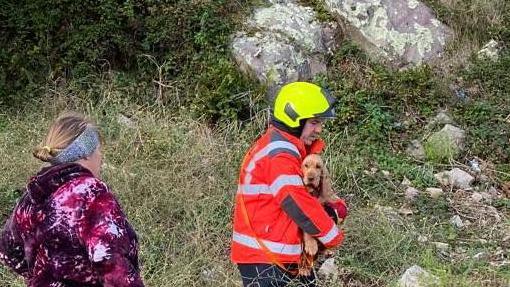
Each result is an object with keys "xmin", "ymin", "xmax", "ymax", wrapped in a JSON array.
[{"xmin": 0, "ymin": 163, "xmax": 144, "ymax": 287}]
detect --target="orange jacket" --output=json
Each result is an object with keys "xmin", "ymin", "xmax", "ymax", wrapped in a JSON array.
[{"xmin": 231, "ymin": 127, "xmax": 344, "ymax": 264}]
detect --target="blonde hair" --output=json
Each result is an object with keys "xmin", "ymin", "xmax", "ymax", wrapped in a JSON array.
[{"xmin": 33, "ymin": 112, "xmax": 98, "ymax": 163}]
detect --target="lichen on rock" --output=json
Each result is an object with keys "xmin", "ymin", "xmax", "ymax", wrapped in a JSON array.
[
  {"xmin": 324, "ymin": 0, "xmax": 452, "ymax": 66},
  {"xmin": 231, "ymin": 2, "xmax": 336, "ymax": 87}
]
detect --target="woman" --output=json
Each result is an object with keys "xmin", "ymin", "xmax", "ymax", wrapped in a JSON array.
[{"xmin": 0, "ymin": 112, "xmax": 144, "ymax": 287}]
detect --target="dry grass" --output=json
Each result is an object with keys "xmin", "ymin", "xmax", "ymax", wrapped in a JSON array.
[
  {"xmin": 0, "ymin": 80, "xmax": 509, "ymax": 286},
  {"xmin": 0, "ymin": 0, "xmax": 509, "ymax": 286},
  {"xmin": 427, "ymin": 0, "xmax": 509, "ymax": 75},
  {"xmin": 0, "ymin": 85, "xmax": 268, "ymax": 286}
]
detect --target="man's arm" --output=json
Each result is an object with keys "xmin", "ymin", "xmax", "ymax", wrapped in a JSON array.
[{"xmin": 270, "ymin": 154, "xmax": 344, "ymax": 248}]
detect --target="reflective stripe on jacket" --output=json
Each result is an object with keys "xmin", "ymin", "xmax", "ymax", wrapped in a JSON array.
[{"xmin": 231, "ymin": 127, "xmax": 344, "ymax": 264}]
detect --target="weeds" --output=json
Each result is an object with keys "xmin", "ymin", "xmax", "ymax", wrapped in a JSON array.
[{"xmin": 0, "ymin": 0, "xmax": 509, "ymax": 286}]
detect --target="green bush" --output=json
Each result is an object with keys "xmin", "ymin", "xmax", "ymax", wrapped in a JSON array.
[
  {"xmin": 454, "ymin": 51, "xmax": 510, "ymax": 161},
  {"xmin": 424, "ymin": 133, "xmax": 459, "ymax": 162},
  {"xmin": 0, "ymin": 0, "xmax": 144, "ymax": 99},
  {"xmin": 0, "ymin": 0, "xmax": 261, "ymax": 121}
]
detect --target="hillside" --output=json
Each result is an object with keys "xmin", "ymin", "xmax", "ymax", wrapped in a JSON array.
[{"xmin": 0, "ymin": 0, "xmax": 509, "ymax": 286}]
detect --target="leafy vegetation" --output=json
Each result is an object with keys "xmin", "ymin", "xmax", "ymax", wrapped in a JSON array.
[
  {"xmin": 0, "ymin": 0, "xmax": 263, "ymax": 121},
  {"xmin": 0, "ymin": 0, "xmax": 509, "ymax": 286}
]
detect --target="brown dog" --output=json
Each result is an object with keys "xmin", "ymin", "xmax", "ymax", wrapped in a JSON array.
[{"xmin": 299, "ymin": 154, "xmax": 339, "ymax": 276}]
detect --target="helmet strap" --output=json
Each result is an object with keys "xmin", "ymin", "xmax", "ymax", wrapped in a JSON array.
[{"xmin": 270, "ymin": 115, "xmax": 304, "ymax": 138}]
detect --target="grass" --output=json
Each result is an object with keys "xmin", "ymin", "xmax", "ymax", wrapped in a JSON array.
[
  {"xmin": 0, "ymin": 0, "xmax": 510, "ymax": 286},
  {"xmin": 423, "ymin": 0, "xmax": 509, "ymax": 72},
  {"xmin": 0, "ymin": 93, "xmax": 253, "ymax": 286},
  {"xmin": 1, "ymin": 77, "xmax": 509, "ymax": 286}
]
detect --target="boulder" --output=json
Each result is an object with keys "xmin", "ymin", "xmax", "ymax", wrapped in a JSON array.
[
  {"xmin": 232, "ymin": 32, "xmax": 319, "ymax": 85},
  {"xmin": 426, "ymin": 187, "xmax": 443, "ymax": 199},
  {"xmin": 398, "ymin": 265, "xmax": 440, "ymax": 287},
  {"xmin": 249, "ymin": 3, "xmax": 331, "ymax": 54},
  {"xmin": 434, "ymin": 168, "xmax": 474, "ymax": 190},
  {"xmin": 425, "ymin": 124, "xmax": 466, "ymax": 161},
  {"xmin": 231, "ymin": 3, "xmax": 337, "ymax": 87},
  {"xmin": 406, "ymin": 140, "xmax": 426, "ymax": 160},
  {"xmin": 324, "ymin": 0, "xmax": 452, "ymax": 67},
  {"xmin": 477, "ymin": 40, "xmax": 502, "ymax": 61}
]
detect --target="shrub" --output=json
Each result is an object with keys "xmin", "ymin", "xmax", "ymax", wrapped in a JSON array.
[
  {"xmin": 0, "ymin": 0, "xmax": 262, "ymax": 121},
  {"xmin": 424, "ymin": 133, "xmax": 460, "ymax": 163}
]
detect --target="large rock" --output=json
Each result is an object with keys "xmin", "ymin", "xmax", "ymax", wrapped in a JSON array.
[
  {"xmin": 249, "ymin": 3, "xmax": 330, "ymax": 54},
  {"xmin": 424, "ymin": 124, "xmax": 466, "ymax": 161},
  {"xmin": 318, "ymin": 258, "xmax": 339, "ymax": 278},
  {"xmin": 324, "ymin": 0, "xmax": 452, "ymax": 67},
  {"xmin": 398, "ymin": 265, "xmax": 439, "ymax": 287},
  {"xmin": 434, "ymin": 168, "xmax": 474, "ymax": 190},
  {"xmin": 232, "ymin": 33, "xmax": 320, "ymax": 85},
  {"xmin": 231, "ymin": 3, "xmax": 337, "ymax": 86},
  {"xmin": 477, "ymin": 40, "xmax": 502, "ymax": 61},
  {"xmin": 406, "ymin": 139, "xmax": 426, "ymax": 160}
]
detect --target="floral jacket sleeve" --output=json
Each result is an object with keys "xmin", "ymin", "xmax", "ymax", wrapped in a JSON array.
[{"xmin": 0, "ymin": 192, "xmax": 30, "ymax": 277}]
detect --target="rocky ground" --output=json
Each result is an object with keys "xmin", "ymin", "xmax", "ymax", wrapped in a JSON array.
[{"xmin": 230, "ymin": 0, "xmax": 509, "ymax": 285}]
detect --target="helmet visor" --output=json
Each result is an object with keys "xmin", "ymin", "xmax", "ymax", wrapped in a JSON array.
[{"xmin": 314, "ymin": 88, "xmax": 336, "ymax": 119}]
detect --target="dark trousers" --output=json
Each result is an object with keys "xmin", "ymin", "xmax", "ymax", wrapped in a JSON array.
[{"xmin": 237, "ymin": 264, "xmax": 316, "ymax": 287}]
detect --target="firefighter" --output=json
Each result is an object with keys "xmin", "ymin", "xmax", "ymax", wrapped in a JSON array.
[{"xmin": 231, "ymin": 82, "xmax": 347, "ymax": 287}]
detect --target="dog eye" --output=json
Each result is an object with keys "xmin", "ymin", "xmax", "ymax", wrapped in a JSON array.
[
  {"xmin": 316, "ymin": 164, "xmax": 321, "ymax": 169},
  {"xmin": 304, "ymin": 164, "xmax": 310, "ymax": 168}
]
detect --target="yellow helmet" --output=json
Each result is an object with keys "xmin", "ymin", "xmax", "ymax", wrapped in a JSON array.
[{"xmin": 272, "ymin": 82, "xmax": 336, "ymax": 128}]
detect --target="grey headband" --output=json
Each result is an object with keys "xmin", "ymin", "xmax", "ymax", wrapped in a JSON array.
[{"xmin": 51, "ymin": 126, "xmax": 100, "ymax": 164}]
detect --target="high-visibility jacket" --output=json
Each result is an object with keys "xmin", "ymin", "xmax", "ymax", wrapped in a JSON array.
[{"xmin": 231, "ymin": 126, "xmax": 344, "ymax": 264}]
